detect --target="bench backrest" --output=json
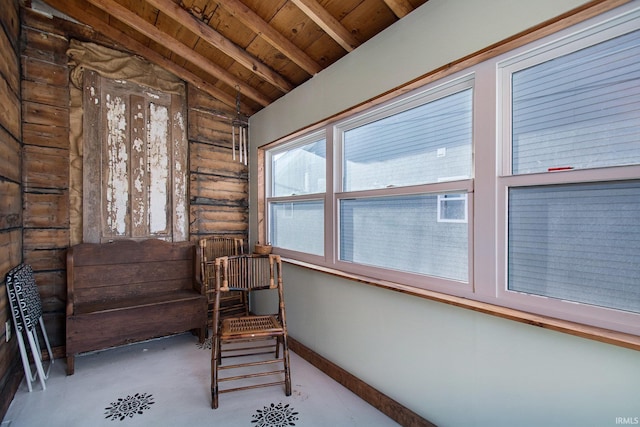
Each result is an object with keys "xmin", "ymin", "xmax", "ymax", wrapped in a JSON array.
[{"xmin": 67, "ymin": 239, "xmax": 197, "ymax": 306}]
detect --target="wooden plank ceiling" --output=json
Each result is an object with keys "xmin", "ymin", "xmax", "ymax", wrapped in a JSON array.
[{"xmin": 28, "ymin": 0, "xmax": 429, "ymax": 114}]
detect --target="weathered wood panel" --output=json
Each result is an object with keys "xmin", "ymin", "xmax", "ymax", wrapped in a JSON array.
[
  {"xmin": 1, "ymin": 0, "xmax": 20, "ymax": 48},
  {"xmin": 22, "ymin": 79, "xmax": 69, "ymax": 108},
  {"xmin": 22, "ymin": 145, "xmax": 69, "ymax": 190},
  {"xmin": 190, "ymin": 205, "xmax": 248, "ymax": 235},
  {"xmin": 187, "ymin": 84, "xmax": 249, "ymax": 241},
  {"xmin": 22, "ymin": 122, "xmax": 69, "ymax": 149},
  {"xmin": 0, "ymin": 18, "xmax": 20, "ymax": 95},
  {"xmin": 21, "ymin": 56, "xmax": 69, "ymax": 86},
  {"xmin": 190, "ymin": 174, "xmax": 248, "ymax": 204},
  {"xmin": 20, "ymin": 25, "xmax": 69, "ymax": 64},
  {"xmin": 188, "ymin": 85, "xmax": 231, "ymax": 112},
  {"xmin": 0, "ymin": 126, "xmax": 21, "ymax": 182},
  {"xmin": 0, "ymin": 76, "xmax": 21, "ymax": 139},
  {"xmin": 188, "ymin": 108, "xmax": 232, "ymax": 143},
  {"xmin": 0, "ymin": 181, "xmax": 21, "ymax": 229},
  {"xmin": 24, "ymin": 248, "xmax": 66, "ymax": 271},
  {"xmin": 33, "ymin": 270, "xmax": 66, "ymax": 309},
  {"xmin": 23, "ymin": 191, "xmax": 69, "ymax": 228},
  {"xmin": 190, "ymin": 141, "xmax": 247, "ymax": 176},
  {"xmin": 0, "ymin": 230, "xmax": 22, "ymax": 278},
  {"xmin": 22, "ymin": 100, "xmax": 69, "ymax": 128},
  {"xmin": 2, "ymin": 2, "xmax": 25, "ymax": 421},
  {"xmin": 23, "ymin": 228, "xmax": 69, "ymax": 250},
  {"xmin": 0, "ymin": 337, "xmax": 20, "ymax": 397},
  {"xmin": 41, "ymin": 313, "xmax": 65, "ymax": 349}
]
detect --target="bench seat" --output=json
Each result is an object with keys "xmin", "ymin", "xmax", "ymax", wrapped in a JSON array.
[{"xmin": 66, "ymin": 239, "xmax": 207, "ymax": 375}]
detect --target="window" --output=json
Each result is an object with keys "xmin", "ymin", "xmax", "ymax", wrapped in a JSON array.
[
  {"xmin": 336, "ymin": 78, "xmax": 473, "ymax": 284},
  {"xmin": 437, "ymin": 194, "xmax": 468, "ymax": 223},
  {"xmin": 261, "ymin": 2, "xmax": 640, "ymax": 337},
  {"xmin": 498, "ymin": 6, "xmax": 640, "ymax": 333},
  {"xmin": 267, "ymin": 133, "xmax": 326, "ymax": 256},
  {"xmin": 339, "ymin": 194, "xmax": 469, "ymax": 282},
  {"xmin": 508, "ymin": 181, "xmax": 640, "ymax": 314},
  {"xmin": 509, "ymin": 28, "xmax": 640, "ymax": 175}
]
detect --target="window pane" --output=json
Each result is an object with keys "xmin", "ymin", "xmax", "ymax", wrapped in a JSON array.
[
  {"xmin": 343, "ymin": 89, "xmax": 472, "ymax": 191},
  {"xmin": 272, "ymin": 138, "xmax": 326, "ymax": 197},
  {"xmin": 438, "ymin": 194, "xmax": 468, "ymax": 223},
  {"xmin": 270, "ymin": 200, "xmax": 324, "ymax": 255},
  {"xmin": 512, "ymin": 29, "xmax": 640, "ymax": 174},
  {"xmin": 508, "ymin": 181, "xmax": 640, "ymax": 313},
  {"xmin": 340, "ymin": 195, "xmax": 468, "ymax": 282}
]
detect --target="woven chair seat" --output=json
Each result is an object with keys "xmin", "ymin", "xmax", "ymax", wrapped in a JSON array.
[{"xmin": 221, "ymin": 315, "xmax": 282, "ymax": 336}]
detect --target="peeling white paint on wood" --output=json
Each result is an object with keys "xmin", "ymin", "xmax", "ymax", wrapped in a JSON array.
[
  {"xmin": 173, "ymin": 110, "xmax": 187, "ymax": 239},
  {"xmin": 89, "ymin": 75, "xmax": 188, "ymax": 242},
  {"xmin": 89, "ymin": 86, "xmax": 99, "ymax": 104},
  {"xmin": 148, "ymin": 103, "xmax": 169, "ymax": 234},
  {"xmin": 105, "ymin": 94, "xmax": 128, "ymax": 235}
]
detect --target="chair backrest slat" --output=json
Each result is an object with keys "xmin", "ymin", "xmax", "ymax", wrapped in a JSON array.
[{"xmin": 216, "ymin": 255, "xmax": 280, "ymax": 293}]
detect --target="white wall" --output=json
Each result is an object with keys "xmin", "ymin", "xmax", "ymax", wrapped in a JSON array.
[{"xmin": 249, "ymin": 1, "xmax": 640, "ymax": 425}]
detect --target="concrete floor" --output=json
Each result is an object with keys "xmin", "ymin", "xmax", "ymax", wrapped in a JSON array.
[{"xmin": 2, "ymin": 333, "xmax": 400, "ymax": 427}]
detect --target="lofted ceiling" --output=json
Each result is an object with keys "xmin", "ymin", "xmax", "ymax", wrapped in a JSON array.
[{"xmin": 26, "ymin": 0, "xmax": 429, "ymax": 114}]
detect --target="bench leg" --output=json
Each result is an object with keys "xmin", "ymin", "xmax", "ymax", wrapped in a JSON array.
[
  {"xmin": 196, "ymin": 326, "xmax": 206, "ymax": 344},
  {"xmin": 66, "ymin": 355, "xmax": 75, "ymax": 375}
]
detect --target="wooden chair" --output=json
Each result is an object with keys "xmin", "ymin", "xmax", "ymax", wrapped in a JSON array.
[
  {"xmin": 199, "ymin": 237, "xmax": 246, "ymax": 327},
  {"xmin": 210, "ymin": 254, "xmax": 291, "ymax": 409}
]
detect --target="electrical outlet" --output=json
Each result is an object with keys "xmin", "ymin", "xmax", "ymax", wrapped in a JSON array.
[{"xmin": 5, "ymin": 321, "xmax": 10, "ymax": 342}]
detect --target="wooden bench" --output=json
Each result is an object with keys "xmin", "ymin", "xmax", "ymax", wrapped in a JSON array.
[{"xmin": 65, "ymin": 239, "xmax": 207, "ymax": 375}]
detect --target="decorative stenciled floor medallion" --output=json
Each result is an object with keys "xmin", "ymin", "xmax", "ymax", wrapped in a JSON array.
[
  {"xmin": 104, "ymin": 392, "xmax": 155, "ymax": 421},
  {"xmin": 251, "ymin": 402, "xmax": 299, "ymax": 427}
]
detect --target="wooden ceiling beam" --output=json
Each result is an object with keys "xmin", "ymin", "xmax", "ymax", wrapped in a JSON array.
[
  {"xmin": 40, "ymin": 0, "xmax": 253, "ymax": 112},
  {"xmin": 382, "ymin": 0, "xmax": 415, "ymax": 18},
  {"xmin": 290, "ymin": 0, "xmax": 360, "ymax": 52},
  {"xmin": 218, "ymin": 0, "xmax": 322, "ymax": 76},
  {"xmin": 146, "ymin": 0, "xmax": 293, "ymax": 93},
  {"xmin": 81, "ymin": 0, "xmax": 271, "ymax": 106}
]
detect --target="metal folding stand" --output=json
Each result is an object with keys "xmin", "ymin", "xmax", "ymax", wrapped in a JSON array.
[{"xmin": 6, "ymin": 264, "xmax": 53, "ymax": 392}]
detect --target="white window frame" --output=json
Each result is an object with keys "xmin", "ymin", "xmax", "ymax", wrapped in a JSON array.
[
  {"xmin": 437, "ymin": 193, "xmax": 468, "ymax": 223},
  {"xmin": 332, "ymin": 74, "xmax": 474, "ymax": 290},
  {"xmin": 261, "ymin": 1, "xmax": 640, "ymax": 338},
  {"xmin": 265, "ymin": 130, "xmax": 328, "ymax": 261},
  {"xmin": 495, "ymin": 4, "xmax": 640, "ymax": 335}
]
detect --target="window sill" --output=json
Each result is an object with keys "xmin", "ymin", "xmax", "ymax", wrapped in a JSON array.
[{"xmin": 283, "ymin": 258, "xmax": 640, "ymax": 352}]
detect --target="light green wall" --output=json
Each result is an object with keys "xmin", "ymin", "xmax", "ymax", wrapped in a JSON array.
[{"xmin": 249, "ymin": 1, "xmax": 640, "ymax": 425}]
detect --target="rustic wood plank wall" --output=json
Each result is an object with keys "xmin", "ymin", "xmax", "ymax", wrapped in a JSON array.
[
  {"xmin": 188, "ymin": 85, "xmax": 249, "ymax": 248},
  {"xmin": 21, "ymin": 9, "xmax": 71, "ymax": 351},
  {"xmin": 0, "ymin": 0, "xmax": 23, "ymax": 420},
  {"xmin": 1, "ymin": 6, "xmax": 249, "ymax": 419}
]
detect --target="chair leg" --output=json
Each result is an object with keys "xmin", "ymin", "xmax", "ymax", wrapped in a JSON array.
[
  {"xmin": 211, "ymin": 335, "xmax": 220, "ymax": 409},
  {"xmin": 38, "ymin": 317, "xmax": 54, "ymax": 378},
  {"xmin": 15, "ymin": 331, "xmax": 34, "ymax": 392},
  {"xmin": 25, "ymin": 329, "xmax": 47, "ymax": 391},
  {"xmin": 282, "ymin": 335, "xmax": 292, "ymax": 396}
]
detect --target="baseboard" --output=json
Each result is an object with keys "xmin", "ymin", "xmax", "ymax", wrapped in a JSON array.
[{"xmin": 288, "ymin": 337, "xmax": 436, "ymax": 427}]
